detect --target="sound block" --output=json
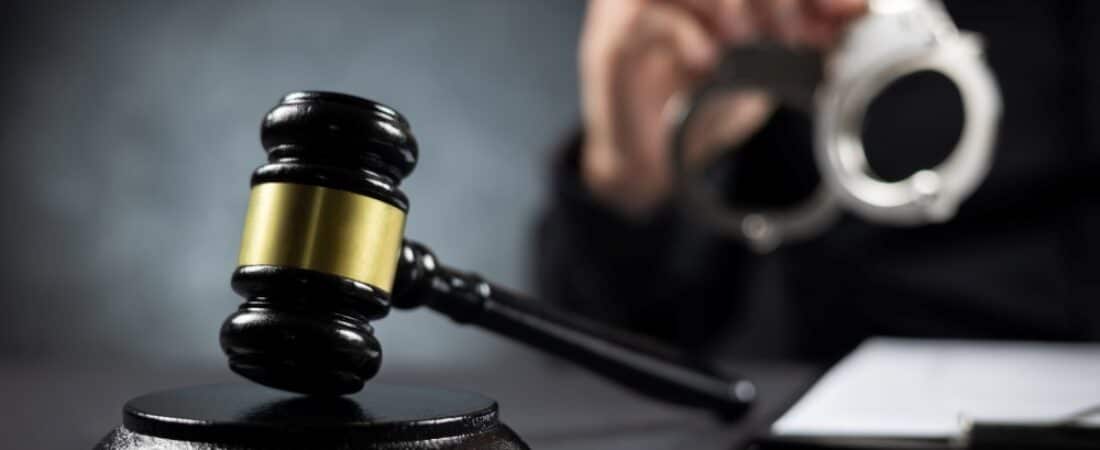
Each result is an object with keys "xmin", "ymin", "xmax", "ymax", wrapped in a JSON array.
[{"xmin": 95, "ymin": 383, "xmax": 528, "ymax": 449}]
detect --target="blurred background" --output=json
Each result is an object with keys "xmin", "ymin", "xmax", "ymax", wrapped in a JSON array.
[{"xmin": 0, "ymin": 0, "xmax": 584, "ymax": 372}]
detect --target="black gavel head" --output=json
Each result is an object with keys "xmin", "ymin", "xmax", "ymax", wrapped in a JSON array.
[{"xmin": 220, "ymin": 92, "xmax": 418, "ymax": 395}]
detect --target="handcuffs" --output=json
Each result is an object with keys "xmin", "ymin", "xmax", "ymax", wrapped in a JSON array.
[{"xmin": 672, "ymin": 0, "xmax": 1002, "ymax": 253}]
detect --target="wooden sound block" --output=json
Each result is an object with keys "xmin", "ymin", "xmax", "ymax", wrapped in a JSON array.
[{"xmin": 95, "ymin": 383, "xmax": 528, "ymax": 449}]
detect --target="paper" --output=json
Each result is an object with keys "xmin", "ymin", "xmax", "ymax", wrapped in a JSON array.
[{"xmin": 771, "ymin": 337, "xmax": 1100, "ymax": 439}]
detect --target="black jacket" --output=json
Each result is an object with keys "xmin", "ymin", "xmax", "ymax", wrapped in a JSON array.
[{"xmin": 534, "ymin": 1, "xmax": 1100, "ymax": 363}]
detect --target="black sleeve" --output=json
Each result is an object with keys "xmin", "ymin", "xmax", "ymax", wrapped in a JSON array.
[
  {"xmin": 532, "ymin": 130, "xmax": 685, "ymax": 340},
  {"xmin": 531, "ymin": 107, "xmax": 814, "ymax": 351}
]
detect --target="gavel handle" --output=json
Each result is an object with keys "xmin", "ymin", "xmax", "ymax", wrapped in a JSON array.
[{"xmin": 392, "ymin": 240, "xmax": 755, "ymax": 419}]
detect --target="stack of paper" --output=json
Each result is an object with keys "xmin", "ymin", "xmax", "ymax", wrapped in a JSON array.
[{"xmin": 771, "ymin": 337, "xmax": 1100, "ymax": 442}]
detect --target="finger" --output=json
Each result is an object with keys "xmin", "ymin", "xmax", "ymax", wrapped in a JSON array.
[
  {"xmin": 634, "ymin": 3, "xmax": 721, "ymax": 72},
  {"xmin": 680, "ymin": 90, "xmax": 774, "ymax": 166},
  {"xmin": 797, "ymin": 0, "xmax": 840, "ymax": 46},
  {"xmin": 717, "ymin": 0, "xmax": 759, "ymax": 43},
  {"xmin": 812, "ymin": 0, "xmax": 868, "ymax": 20},
  {"xmin": 750, "ymin": 0, "xmax": 805, "ymax": 44},
  {"xmin": 659, "ymin": 0, "xmax": 725, "ymax": 34},
  {"xmin": 579, "ymin": 0, "xmax": 647, "ymax": 145},
  {"xmin": 776, "ymin": 0, "xmax": 808, "ymax": 44}
]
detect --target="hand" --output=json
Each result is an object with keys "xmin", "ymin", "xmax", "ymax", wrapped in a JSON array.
[{"xmin": 578, "ymin": 0, "xmax": 867, "ymax": 217}]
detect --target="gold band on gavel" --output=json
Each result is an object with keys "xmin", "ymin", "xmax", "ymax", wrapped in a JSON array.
[{"xmin": 237, "ymin": 182, "xmax": 406, "ymax": 293}]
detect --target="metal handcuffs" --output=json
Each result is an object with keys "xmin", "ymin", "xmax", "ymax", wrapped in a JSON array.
[{"xmin": 672, "ymin": 0, "xmax": 1002, "ymax": 253}]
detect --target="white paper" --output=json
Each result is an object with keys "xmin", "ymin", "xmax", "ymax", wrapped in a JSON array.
[{"xmin": 771, "ymin": 337, "xmax": 1100, "ymax": 439}]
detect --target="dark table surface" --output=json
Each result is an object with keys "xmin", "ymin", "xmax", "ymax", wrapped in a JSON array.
[{"xmin": 0, "ymin": 353, "xmax": 820, "ymax": 449}]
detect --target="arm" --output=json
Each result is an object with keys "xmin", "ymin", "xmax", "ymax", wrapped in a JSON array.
[
  {"xmin": 534, "ymin": 0, "xmax": 865, "ymax": 351},
  {"xmin": 534, "ymin": 132, "xmax": 696, "ymax": 344},
  {"xmin": 534, "ymin": 108, "xmax": 816, "ymax": 351}
]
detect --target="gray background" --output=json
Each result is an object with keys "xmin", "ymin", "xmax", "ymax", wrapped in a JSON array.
[{"xmin": 0, "ymin": 0, "xmax": 585, "ymax": 369}]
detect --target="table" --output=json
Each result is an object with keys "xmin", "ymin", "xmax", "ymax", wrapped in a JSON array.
[{"xmin": 0, "ymin": 352, "xmax": 819, "ymax": 449}]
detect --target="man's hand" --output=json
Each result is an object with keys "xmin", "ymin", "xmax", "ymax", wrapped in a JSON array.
[{"xmin": 579, "ymin": 0, "xmax": 867, "ymax": 217}]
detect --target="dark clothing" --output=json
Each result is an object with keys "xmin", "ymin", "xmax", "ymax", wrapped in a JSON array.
[{"xmin": 534, "ymin": 1, "xmax": 1100, "ymax": 364}]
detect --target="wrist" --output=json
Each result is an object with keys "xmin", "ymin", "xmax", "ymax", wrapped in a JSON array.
[{"xmin": 580, "ymin": 136, "xmax": 671, "ymax": 219}]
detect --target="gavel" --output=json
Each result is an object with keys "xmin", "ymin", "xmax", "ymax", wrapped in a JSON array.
[{"xmin": 219, "ymin": 91, "xmax": 756, "ymax": 418}]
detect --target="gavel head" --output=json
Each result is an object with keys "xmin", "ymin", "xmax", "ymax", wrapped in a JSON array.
[{"xmin": 220, "ymin": 91, "xmax": 417, "ymax": 395}]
